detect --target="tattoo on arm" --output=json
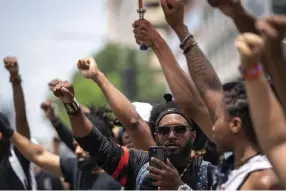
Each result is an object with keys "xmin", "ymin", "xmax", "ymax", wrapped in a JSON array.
[{"xmin": 185, "ymin": 44, "xmax": 222, "ymax": 95}]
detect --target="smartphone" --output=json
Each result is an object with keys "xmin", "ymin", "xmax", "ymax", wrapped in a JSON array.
[{"xmin": 148, "ymin": 146, "xmax": 166, "ymax": 167}]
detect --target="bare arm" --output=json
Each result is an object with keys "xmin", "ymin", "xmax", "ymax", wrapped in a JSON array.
[
  {"xmin": 175, "ymin": 26, "xmax": 224, "ymax": 121},
  {"xmin": 92, "ymin": 72, "xmax": 155, "ymax": 150},
  {"xmin": 236, "ymin": 32, "xmax": 286, "ymax": 186},
  {"xmin": 149, "ymin": 30, "xmax": 213, "ymax": 140},
  {"xmin": 229, "ymin": 5, "xmax": 258, "ymax": 34},
  {"xmin": 245, "ymin": 73, "xmax": 286, "ymax": 186},
  {"xmin": 10, "ymin": 132, "xmax": 62, "ymax": 177},
  {"xmin": 77, "ymin": 58, "xmax": 155, "ymax": 150},
  {"xmin": 256, "ymin": 15, "xmax": 286, "ymax": 114},
  {"xmin": 12, "ymin": 82, "xmax": 30, "ymax": 138},
  {"xmin": 4, "ymin": 57, "xmax": 30, "ymax": 139}
]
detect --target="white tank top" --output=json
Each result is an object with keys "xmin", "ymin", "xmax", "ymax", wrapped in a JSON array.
[{"xmin": 217, "ymin": 155, "xmax": 272, "ymax": 190}]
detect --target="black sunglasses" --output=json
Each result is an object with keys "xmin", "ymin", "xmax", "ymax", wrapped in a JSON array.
[{"xmin": 157, "ymin": 125, "xmax": 188, "ymax": 136}]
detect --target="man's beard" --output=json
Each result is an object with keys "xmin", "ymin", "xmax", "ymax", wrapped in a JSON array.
[
  {"xmin": 77, "ymin": 156, "xmax": 98, "ymax": 171},
  {"xmin": 166, "ymin": 139, "xmax": 193, "ymax": 168}
]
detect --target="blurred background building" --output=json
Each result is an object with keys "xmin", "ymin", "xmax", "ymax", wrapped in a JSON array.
[
  {"xmin": 168, "ymin": 0, "xmax": 286, "ymax": 83},
  {"xmin": 106, "ymin": 0, "xmax": 286, "ymax": 84}
]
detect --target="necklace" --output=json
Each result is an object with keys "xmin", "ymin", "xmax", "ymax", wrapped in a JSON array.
[{"xmin": 180, "ymin": 160, "xmax": 191, "ymax": 178}]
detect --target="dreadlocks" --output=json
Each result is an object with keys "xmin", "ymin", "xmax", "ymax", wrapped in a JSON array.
[{"xmin": 87, "ymin": 106, "xmax": 115, "ymax": 139}]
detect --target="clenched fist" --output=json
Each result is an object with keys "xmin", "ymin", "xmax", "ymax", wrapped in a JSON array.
[
  {"xmin": 48, "ymin": 79, "xmax": 63, "ymax": 91},
  {"xmin": 53, "ymin": 81, "xmax": 75, "ymax": 104},
  {"xmin": 160, "ymin": 0, "xmax": 184, "ymax": 30},
  {"xmin": 256, "ymin": 15, "xmax": 286, "ymax": 47},
  {"xmin": 77, "ymin": 57, "xmax": 99, "ymax": 79},
  {"xmin": 235, "ymin": 33, "xmax": 265, "ymax": 68},
  {"xmin": 133, "ymin": 20, "xmax": 163, "ymax": 48},
  {"xmin": 41, "ymin": 100, "xmax": 56, "ymax": 121},
  {"xmin": 4, "ymin": 56, "xmax": 19, "ymax": 76},
  {"xmin": 207, "ymin": 0, "xmax": 242, "ymax": 18}
]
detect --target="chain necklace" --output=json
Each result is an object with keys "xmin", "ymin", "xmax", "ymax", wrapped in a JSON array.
[{"xmin": 180, "ymin": 160, "xmax": 191, "ymax": 178}]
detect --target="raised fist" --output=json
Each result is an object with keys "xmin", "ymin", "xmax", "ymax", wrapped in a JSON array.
[
  {"xmin": 235, "ymin": 33, "xmax": 265, "ymax": 67},
  {"xmin": 77, "ymin": 57, "xmax": 99, "ymax": 79},
  {"xmin": 256, "ymin": 15, "xmax": 286, "ymax": 47},
  {"xmin": 53, "ymin": 81, "xmax": 75, "ymax": 104},
  {"xmin": 41, "ymin": 100, "xmax": 56, "ymax": 121},
  {"xmin": 207, "ymin": 0, "xmax": 242, "ymax": 18},
  {"xmin": 3, "ymin": 56, "xmax": 19, "ymax": 76},
  {"xmin": 160, "ymin": 0, "xmax": 184, "ymax": 30},
  {"xmin": 133, "ymin": 20, "xmax": 163, "ymax": 48},
  {"xmin": 48, "ymin": 79, "xmax": 63, "ymax": 91}
]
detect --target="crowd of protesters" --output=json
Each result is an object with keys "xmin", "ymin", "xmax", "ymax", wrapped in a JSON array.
[{"xmin": 1, "ymin": 0, "xmax": 286, "ymax": 190}]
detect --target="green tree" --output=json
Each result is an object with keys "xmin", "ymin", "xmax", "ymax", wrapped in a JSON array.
[{"xmin": 53, "ymin": 43, "xmax": 166, "ymax": 126}]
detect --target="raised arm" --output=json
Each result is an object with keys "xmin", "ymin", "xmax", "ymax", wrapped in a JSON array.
[
  {"xmin": 256, "ymin": 15, "xmax": 286, "ymax": 114},
  {"xmin": 207, "ymin": 0, "xmax": 258, "ymax": 34},
  {"xmin": 52, "ymin": 81, "xmax": 132, "ymax": 187},
  {"xmin": 133, "ymin": 19, "xmax": 213, "ymax": 140},
  {"xmin": 41, "ymin": 100, "xmax": 75, "ymax": 151},
  {"xmin": 4, "ymin": 57, "xmax": 30, "ymax": 139},
  {"xmin": 77, "ymin": 58, "xmax": 155, "ymax": 150},
  {"xmin": 160, "ymin": 0, "xmax": 223, "ymax": 121},
  {"xmin": 0, "ymin": 113, "xmax": 62, "ymax": 177},
  {"xmin": 235, "ymin": 32, "xmax": 286, "ymax": 187}
]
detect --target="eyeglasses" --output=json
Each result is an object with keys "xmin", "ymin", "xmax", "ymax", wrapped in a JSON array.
[{"xmin": 157, "ymin": 125, "xmax": 188, "ymax": 136}]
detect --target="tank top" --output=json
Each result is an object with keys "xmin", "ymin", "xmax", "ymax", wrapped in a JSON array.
[{"xmin": 217, "ymin": 155, "xmax": 271, "ymax": 190}]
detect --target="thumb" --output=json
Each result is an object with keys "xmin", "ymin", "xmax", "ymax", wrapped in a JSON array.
[
  {"xmin": 235, "ymin": 40, "xmax": 250, "ymax": 56},
  {"xmin": 61, "ymin": 87, "xmax": 74, "ymax": 98}
]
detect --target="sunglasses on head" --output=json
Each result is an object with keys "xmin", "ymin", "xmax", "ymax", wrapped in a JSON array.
[{"xmin": 157, "ymin": 124, "xmax": 189, "ymax": 136}]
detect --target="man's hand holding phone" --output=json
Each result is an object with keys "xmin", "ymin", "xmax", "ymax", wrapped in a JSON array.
[{"xmin": 147, "ymin": 147, "xmax": 184, "ymax": 190}]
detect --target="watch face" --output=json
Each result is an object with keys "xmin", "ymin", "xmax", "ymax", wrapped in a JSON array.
[{"xmin": 179, "ymin": 185, "xmax": 190, "ymax": 190}]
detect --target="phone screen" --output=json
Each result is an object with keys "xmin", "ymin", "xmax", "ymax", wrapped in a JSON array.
[{"xmin": 149, "ymin": 146, "xmax": 166, "ymax": 167}]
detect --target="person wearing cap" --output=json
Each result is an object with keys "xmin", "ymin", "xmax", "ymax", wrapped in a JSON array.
[
  {"xmin": 51, "ymin": 78, "xmax": 216, "ymax": 190},
  {"xmin": 77, "ymin": 57, "xmax": 156, "ymax": 150}
]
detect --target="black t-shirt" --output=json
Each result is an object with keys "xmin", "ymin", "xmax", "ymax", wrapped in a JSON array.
[
  {"xmin": 36, "ymin": 170, "xmax": 64, "ymax": 190},
  {"xmin": 0, "ymin": 147, "xmax": 32, "ymax": 190},
  {"xmin": 75, "ymin": 127, "xmax": 216, "ymax": 190},
  {"xmin": 60, "ymin": 157, "xmax": 122, "ymax": 190}
]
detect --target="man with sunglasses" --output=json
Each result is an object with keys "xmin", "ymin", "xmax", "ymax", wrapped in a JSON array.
[{"xmin": 51, "ymin": 80, "xmax": 216, "ymax": 190}]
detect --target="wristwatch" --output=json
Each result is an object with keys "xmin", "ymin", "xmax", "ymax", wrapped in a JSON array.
[
  {"xmin": 63, "ymin": 99, "xmax": 80, "ymax": 115},
  {"xmin": 178, "ymin": 184, "xmax": 192, "ymax": 190}
]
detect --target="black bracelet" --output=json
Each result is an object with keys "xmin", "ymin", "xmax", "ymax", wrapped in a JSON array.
[
  {"xmin": 63, "ymin": 99, "xmax": 80, "ymax": 115},
  {"xmin": 183, "ymin": 41, "xmax": 197, "ymax": 55}
]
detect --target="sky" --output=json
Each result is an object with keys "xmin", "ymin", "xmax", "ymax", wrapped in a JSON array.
[{"xmin": 0, "ymin": 0, "xmax": 108, "ymax": 145}]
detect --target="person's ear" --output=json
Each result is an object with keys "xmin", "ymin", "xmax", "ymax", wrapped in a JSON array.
[
  {"xmin": 229, "ymin": 117, "xmax": 242, "ymax": 134},
  {"xmin": 191, "ymin": 131, "xmax": 196, "ymax": 143}
]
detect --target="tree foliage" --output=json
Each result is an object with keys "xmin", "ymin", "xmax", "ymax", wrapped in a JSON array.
[{"xmin": 53, "ymin": 43, "xmax": 166, "ymax": 126}]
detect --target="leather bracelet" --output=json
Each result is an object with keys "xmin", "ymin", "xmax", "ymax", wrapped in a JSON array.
[
  {"xmin": 180, "ymin": 34, "xmax": 193, "ymax": 49},
  {"xmin": 10, "ymin": 75, "xmax": 22, "ymax": 85},
  {"xmin": 183, "ymin": 41, "xmax": 197, "ymax": 55},
  {"xmin": 239, "ymin": 64, "xmax": 263, "ymax": 80}
]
